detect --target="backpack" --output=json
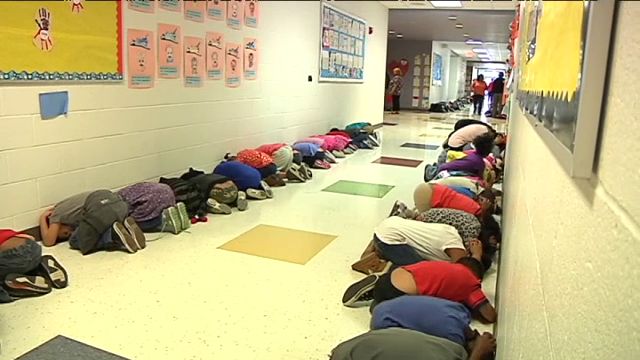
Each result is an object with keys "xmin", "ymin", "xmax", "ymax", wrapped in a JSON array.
[
  {"xmin": 159, "ymin": 177, "xmax": 205, "ymax": 217},
  {"xmin": 429, "ymin": 103, "xmax": 447, "ymax": 113},
  {"xmin": 180, "ymin": 168, "xmax": 230, "ymax": 198}
]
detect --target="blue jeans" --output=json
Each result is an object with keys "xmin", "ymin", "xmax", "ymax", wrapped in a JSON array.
[
  {"xmin": 373, "ymin": 236, "xmax": 423, "ymax": 266},
  {"xmin": 70, "ymin": 227, "xmax": 123, "ymax": 252},
  {"xmin": 137, "ymin": 215, "xmax": 163, "ymax": 232},
  {"xmin": 0, "ymin": 239, "xmax": 42, "ymax": 302}
]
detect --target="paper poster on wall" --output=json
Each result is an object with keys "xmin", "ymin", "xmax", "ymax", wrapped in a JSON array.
[
  {"xmin": 184, "ymin": 0, "xmax": 205, "ymax": 22},
  {"xmin": 128, "ymin": 0, "xmax": 155, "ymax": 13},
  {"xmin": 159, "ymin": 0, "xmax": 181, "ymax": 12},
  {"xmin": 244, "ymin": 38, "xmax": 257, "ymax": 80},
  {"xmin": 319, "ymin": 3, "xmax": 365, "ymax": 82},
  {"xmin": 158, "ymin": 23, "xmax": 182, "ymax": 79},
  {"xmin": 206, "ymin": 32, "xmax": 224, "ymax": 80},
  {"xmin": 227, "ymin": 0, "xmax": 243, "ymax": 30},
  {"xmin": 245, "ymin": 0, "xmax": 259, "ymax": 28},
  {"xmin": 127, "ymin": 29, "xmax": 155, "ymax": 89},
  {"xmin": 225, "ymin": 42, "xmax": 241, "ymax": 88},
  {"xmin": 207, "ymin": 0, "xmax": 226, "ymax": 21},
  {"xmin": 0, "ymin": 1, "xmax": 122, "ymax": 81},
  {"xmin": 184, "ymin": 36, "xmax": 204, "ymax": 87}
]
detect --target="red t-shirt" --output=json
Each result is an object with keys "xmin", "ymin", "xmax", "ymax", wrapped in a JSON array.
[
  {"xmin": 403, "ymin": 261, "xmax": 487, "ymax": 310},
  {"xmin": 0, "ymin": 229, "xmax": 22, "ymax": 246},
  {"xmin": 255, "ymin": 143, "xmax": 287, "ymax": 157},
  {"xmin": 431, "ymin": 184, "xmax": 481, "ymax": 216},
  {"xmin": 236, "ymin": 149, "xmax": 274, "ymax": 169}
]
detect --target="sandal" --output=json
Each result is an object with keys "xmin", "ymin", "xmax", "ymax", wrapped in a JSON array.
[
  {"xmin": 4, "ymin": 274, "xmax": 52, "ymax": 298},
  {"xmin": 39, "ymin": 255, "xmax": 69, "ymax": 289}
]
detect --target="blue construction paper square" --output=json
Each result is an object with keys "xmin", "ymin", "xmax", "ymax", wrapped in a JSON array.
[{"xmin": 39, "ymin": 91, "xmax": 69, "ymax": 120}]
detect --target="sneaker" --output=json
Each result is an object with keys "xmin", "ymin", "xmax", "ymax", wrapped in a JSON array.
[
  {"xmin": 388, "ymin": 200, "xmax": 408, "ymax": 218},
  {"xmin": 246, "ymin": 188, "xmax": 268, "ymax": 200},
  {"xmin": 260, "ymin": 180, "xmax": 275, "ymax": 198},
  {"xmin": 162, "ymin": 207, "xmax": 181, "ymax": 234},
  {"xmin": 113, "ymin": 222, "xmax": 138, "ymax": 253},
  {"xmin": 324, "ymin": 152, "xmax": 337, "ymax": 163},
  {"xmin": 237, "ymin": 191, "xmax": 248, "ymax": 211},
  {"xmin": 332, "ymin": 150, "xmax": 346, "ymax": 158},
  {"xmin": 343, "ymin": 147, "xmax": 354, "ymax": 155},
  {"xmin": 176, "ymin": 202, "xmax": 191, "ymax": 231},
  {"xmin": 207, "ymin": 198, "xmax": 232, "ymax": 215},
  {"xmin": 286, "ymin": 166, "xmax": 306, "ymax": 183},
  {"xmin": 4, "ymin": 274, "xmax": 51, "ymax": 298},
  {"xmin": 124, "ymin": 217, "xmax": 146, "ymax": 250},
  {"xmin": 313, "ymin": 159, "xmax": 330, "ymax": 169},
  {"xmin": 368, "ymin": 135, "xmax": 380, "ymax": 147},
  {"xmin": 342, "ymin": 274, "xmax": 379, "ymax": 307},
  {"xmin": 348, "ymin": 144, "xmax": 358, "ymax": 151},
  {"xmin": 38, "ymin": 255, "xmax": 69, "ymax": 289},
  {"xmin": 300, "ymin": 163, "xmax": 313, "ymax": 180}
]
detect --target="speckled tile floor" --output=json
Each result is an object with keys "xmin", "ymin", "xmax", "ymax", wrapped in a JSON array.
[{"xmin": 1, "ymin": 110, "xmax": 499, "ymax": 360}]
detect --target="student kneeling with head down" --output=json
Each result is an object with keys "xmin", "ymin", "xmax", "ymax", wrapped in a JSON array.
[
  {"xmin": 0, "ymin": 230, "xmax": 68, "ymax": 303},
  {"xmin": 343, "ymin": 241, "xmax": 497, "ymax": 324},
  {"xmin": 39, "ymin": 190, "xmax": 145, "ymax": 255}
]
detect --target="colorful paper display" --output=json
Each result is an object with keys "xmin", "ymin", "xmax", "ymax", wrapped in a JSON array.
[
  {"xmin": 225, "ymin": 42, "xmax": 241, "ymax": 88},
  {"xmin": 245, "ymin": 0, "xmax": 259, "ymax": 28},
  {"xmin": 0, "ymin": 1, "xmax": 122, "ymax": 81},
  {"xmin": 206, "ymin": 32, "xmax": 224, "ymax": 80},
  {"xmin": 127, "ymin": 29, "xmax": 155, "ymax": 89},
  {"xmin": 128, "ymin": 0, "xmax": 155, "ymax": 13},
  {"xmin": 184, "ymin": 36, "xmax": 204, "ymax": 87},
  {"xmin": 158, "ymin": 23, "xmax": 182, "ymax": 79},
  {"xmin": 184, "ymin": 0, "xmax": 205, "ymax": 22},
  {"xmin": 159, "ymin": 0, "xmax": 181, "ymax": 12},
  {"xmin": 207, "ymin": 0, "xmax": 226, "ymax": 21},
  {"xmin": 319, "ymin": 3, "xmax": 366, "ymax": 82},
  {"xmin": 227, "ymin": 0, "xmax": 243, "ymax": 30},
  {"xmin": 244, "ymin": 38, "xmax": 257, "ymax": 80}
]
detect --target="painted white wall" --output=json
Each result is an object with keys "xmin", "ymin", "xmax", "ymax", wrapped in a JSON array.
[
  {"xmin": 0, "ymin": 1, "xmax": 388, "ymax": 230},
  {"xmin": 496, "ymin": 3, "xmax": 640, "ymax": 359},
  {"xmin": 429, "ymin": 41, "xmax": 451, "ymax": 104},
  {"xmin": 447, "ymin": 54, "xmax": 460, "ymax": 100}
]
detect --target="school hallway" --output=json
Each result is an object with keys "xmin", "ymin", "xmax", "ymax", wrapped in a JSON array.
[{"xmin": 1, "ymin": 112, "xmax": 496, "ymax": 360}]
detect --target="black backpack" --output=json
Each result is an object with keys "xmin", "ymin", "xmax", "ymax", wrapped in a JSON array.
[
  {"xmin": 180, "ymin": 168, "xmax": 230, "ymax": 198},
  {"xmin": 159, "ymin": 177, "xmax": 205, "ymax": 217}
]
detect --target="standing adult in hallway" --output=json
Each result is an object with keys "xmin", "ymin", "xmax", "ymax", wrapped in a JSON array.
[
  {"xmin": 490, "ymin": 72, "xmax": 505, "ymax": 118},
  {"xmin": 387, "ymin": 68, "xmax": 404, "ymax": 114},
  {"xmin": 470, "ymin": 74, "xmax": 488, "ymax": 116}
]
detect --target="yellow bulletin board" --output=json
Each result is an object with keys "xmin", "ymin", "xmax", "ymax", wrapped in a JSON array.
[
  {"xmin": 0, "ymin": 0, "xmax": 123, "ymax": 81},
  {"xmin": 515, "ymin": 0, "xmax": 615, "ymax": 179}
]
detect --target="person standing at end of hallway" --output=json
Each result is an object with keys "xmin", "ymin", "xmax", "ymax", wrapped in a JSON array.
[
  {"xmin": 491, "ymin": 72, "xmax": 505, "ymax": 118},
  {"xmin": 471, "ymin": 74, "xmax": 488, "ymax": 116},
  {"xmin": 387, "ymin": 68, "xmax": 404, "ymax": 114}
]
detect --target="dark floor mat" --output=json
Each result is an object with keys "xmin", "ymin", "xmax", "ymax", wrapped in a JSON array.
[
  {"xmin": 17, "ymin": 335, "xmax": 129, "ymax": 360},
  {"xmin": 400, "ymin": 143, "xmax": 440, "ymax": 150}
]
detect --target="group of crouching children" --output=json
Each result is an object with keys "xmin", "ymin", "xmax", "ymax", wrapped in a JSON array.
[
  {"xmin": 331, "ymin": 119, "xmax": 506, "ymax": 360},
  {"xmin": 0, "ymin": 123, "xmax": 381, "ymax": 303}
]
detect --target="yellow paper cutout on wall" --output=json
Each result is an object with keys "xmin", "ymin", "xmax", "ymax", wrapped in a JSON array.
[
  {"xmin": 518, "ymin": 1, "xmax": 585, "ymax": 99},
  {"xmin": 0, "ymin": 1, "xmax": 120, "ymax": 79}
]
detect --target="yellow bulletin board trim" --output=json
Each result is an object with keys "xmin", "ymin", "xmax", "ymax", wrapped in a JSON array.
[{"xmin": 0, "ymin": 0, "xmax": 123, "ymax": 81}]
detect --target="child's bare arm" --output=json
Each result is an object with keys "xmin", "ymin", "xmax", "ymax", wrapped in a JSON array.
[{"xmin": 39, "ymin": 209, "xmax": 58, "ymax": 246}]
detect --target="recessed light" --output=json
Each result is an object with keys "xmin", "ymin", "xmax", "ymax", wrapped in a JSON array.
[
  {"xmin": 463, "ymin": 33, "xmax": 470, "ymax": 37},
  {"xmin": 472, "ymin": 48, "xmax": 488, "ymax": 53},
  {"xmin": 465, "ymin": 39, "xmax": 483, "ymax": 45},
  {"xmin": 448, "ymin": 15, "xmax": 457, "ymax": 21},
  {"xmin": 430, "ymin": 1, "xmax": 463, "ymax": 8},
  {"xmin": 455, "ymin": 23, "xmax": 464, "ymax": 29},
  {"xmin": 485, "ymin": 42, "xmax": 495, "ymax": 45},
  {"xmin": 389, "ymin": 30, "xmax": 396, "ymax": 34},
  {"xmin": 396, "ymin": 34, "xmax": 404, "ymax": 38}
]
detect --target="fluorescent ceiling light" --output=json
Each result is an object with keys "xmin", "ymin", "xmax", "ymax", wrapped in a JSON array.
[
  {"xmin": 463, "ymin": 33, "xmax": 470, "ymax": 37},
  {"xmin": 389, "ymin": 30, "xmax": 396, "ymax": 34},
  {"xmin": 396, "ymin": 34, "xmax": 404, "ymax": 38},
  {"xmin": 472, "ymin": 48, "xmax": 488, "ymax": 53},
  {"xmin": 485, "ymin": 42, "xmax": 495, "ymax": 45},
  {"xmin": 455, "ymin": 23, "xmax": 464, "ymax": 28},
  {"xmin": 448, "ymin": 15, "xmax": 457, "ymax": 20},
  {"xmin": 430, "ymin": 1, "xmax": 463, "ymax": 8},
  {"xmin": 465, "ymin": 39, "xmax": 483, "ymax": 45}
]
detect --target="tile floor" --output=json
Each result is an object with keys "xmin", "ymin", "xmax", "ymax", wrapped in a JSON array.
[{"xmin": 2, "ymin": 110, "xmax": 503, "ymax": 360}]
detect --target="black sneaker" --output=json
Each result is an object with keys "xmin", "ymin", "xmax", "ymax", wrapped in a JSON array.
[
  {"xmin": 38, "ymin": 255, "xmax": 69, "ymax": 289},
  {"xmin": 124, "ymin": 217, "xmax": 146, "ymax": 250},
  {"xmin": 4, "ymin": 274, "xmax": 52, "ymax": 298},
  {"xmin": 342, "ymin": 274, "xmax": 379, "ymax": 307},
  {"xmin": 113, "ymin": 222, "xmax": 138, "ymax": 254}
]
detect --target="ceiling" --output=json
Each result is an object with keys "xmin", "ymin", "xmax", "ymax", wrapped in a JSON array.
[
  {"xmin": 380, "ymin": 0, "xmax": 517, "ymax": 11},
  {"xmin": 386, "ymin": 8, "xmax": 514, "ymax": 43},
  {"xmin": 441, "ymin": 41, "xmax": 509, "ymax": 62}
]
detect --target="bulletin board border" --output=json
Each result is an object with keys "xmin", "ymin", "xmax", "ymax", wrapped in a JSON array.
[{"xmin": 0, "ymin": 1, "xmax": 124, "ymax": 83}]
